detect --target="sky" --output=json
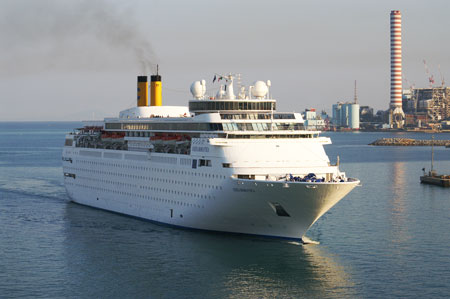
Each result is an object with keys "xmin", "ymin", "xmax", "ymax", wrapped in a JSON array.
[{"xmin": 0, "ymin": 0, "xmax": 449, "ymax": 121}]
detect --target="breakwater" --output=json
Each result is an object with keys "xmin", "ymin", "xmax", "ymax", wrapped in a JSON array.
[{"xmin": 370, "ymin": 138, "xmax": 450, "ymax": 146}]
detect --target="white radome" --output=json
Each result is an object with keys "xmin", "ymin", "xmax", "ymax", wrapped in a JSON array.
[
  {"xmin": 252, "ymin": 81, "xmax": 268, "ymax": 98},
  {"xmin": 190, "ymin": 80, "xmax": 206, "ymax": 99}
]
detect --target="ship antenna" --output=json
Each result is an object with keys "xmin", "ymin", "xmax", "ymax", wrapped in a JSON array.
[{"xmin": 236, "ymin": 73, "xmax": 242, "ymax": 92}]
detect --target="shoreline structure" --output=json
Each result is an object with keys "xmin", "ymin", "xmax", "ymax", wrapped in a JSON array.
[{"xmin": 370, "ymin": 138, "xmax": 450, "ymax": 146}]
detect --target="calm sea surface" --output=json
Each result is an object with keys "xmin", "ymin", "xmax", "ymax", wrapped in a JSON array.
[{"xmin": 1, "ymin": 122, "xmax": 449, "ymax": 298}]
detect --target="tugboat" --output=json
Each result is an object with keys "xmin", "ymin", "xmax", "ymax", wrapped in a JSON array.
[{"xmin": 420, "ymin": 136, "xmax": 450, "ymax": 187}]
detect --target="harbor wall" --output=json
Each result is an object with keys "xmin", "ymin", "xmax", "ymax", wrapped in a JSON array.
[{"xmin": 370, "ymin": 138, "xmax": 450, "ymax": 146}]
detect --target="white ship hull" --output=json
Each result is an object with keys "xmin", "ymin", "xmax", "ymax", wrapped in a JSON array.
[{"xmin": 63, "ymin": 147, "xmax": 358, "ymax": 241}]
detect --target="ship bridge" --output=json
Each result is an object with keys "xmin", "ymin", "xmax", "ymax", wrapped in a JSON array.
[
  {"xmin": 189, "ymin": 99, "xmax": 276, "ymax": 114},
  {"xmin": 189, "ymin": 73, "xmax": 279, "ymax": 114}
]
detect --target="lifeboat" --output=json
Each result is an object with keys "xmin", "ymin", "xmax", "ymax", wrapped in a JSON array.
[
  {"xmin": 162, "ymin": 135, "xmax": 178, "ymax": 145},
  {"xmin": 101, "ymin": 132, "xmax": 112, "ymax": 142},
  {"xmin": 150, "ymin": 134, "xmax": 163, "ymax": 145}
]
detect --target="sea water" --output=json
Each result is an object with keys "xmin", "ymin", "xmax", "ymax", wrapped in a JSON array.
[{"xmin": 1, "ymin": 122, "xmax": 449, "ymax": 298}]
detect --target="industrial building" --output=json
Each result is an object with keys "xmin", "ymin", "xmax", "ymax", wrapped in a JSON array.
[
  {"xmin": 302, "ymin": 109, "xmax": 326, "ymax": 130},
  {"xmin": 331, "ymin": 102, "xmax": 360, "ymax": 130},
  {"xmin": 385, "ymin": 10, "xmax": 449, "ymax": 130},
  {"xmin": 330, "ymin": 80, "xmax": 360, "ymax": 130},
  {"xmin": 327, "ymin": 10, "xmax": 449, "ymax": 131},
  {"xmin": 403, "ymin": 87, "xmax": 450, "ymax": 126}
]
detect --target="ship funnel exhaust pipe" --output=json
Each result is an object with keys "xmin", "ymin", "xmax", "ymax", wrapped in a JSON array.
[
  {"xmin": 137, "ymin": 76, "xmax": 149, "ymax": 107},
  {"xmin": 151, "ymin": 65, "xmax": 162, "ymax": 106}
]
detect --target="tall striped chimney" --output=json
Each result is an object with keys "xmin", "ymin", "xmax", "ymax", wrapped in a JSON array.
[
  {"xmin": 390, "ymin": 10, "xmax": 402, "ymax": 108},
  {"xmin": 389, "ymin": 10, "xmax": 405, "ymax": 128}
]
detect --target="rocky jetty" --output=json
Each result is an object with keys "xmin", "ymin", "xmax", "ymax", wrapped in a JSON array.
[{"xmin": 370, "ymin": 138, "xmax": 450, "ymax": 146}]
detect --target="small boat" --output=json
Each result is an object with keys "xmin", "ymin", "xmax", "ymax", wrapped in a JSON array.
[
  {"xmin": 420, "ymin": 171, "xmax": 450, "ymax": 187},
  {"xmin": 420, "ymin": 136, "xmax": 450, "ymax": 187}
]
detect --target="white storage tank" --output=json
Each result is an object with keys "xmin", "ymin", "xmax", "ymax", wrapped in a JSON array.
[{"xmin": 348, "ymin": 103, "xmax": 360, "ymax": 129}]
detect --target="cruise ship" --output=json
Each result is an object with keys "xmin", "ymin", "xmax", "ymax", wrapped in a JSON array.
[{"xmin": 62, "ymin": 73, "xmax": 359, "ymax": 241}]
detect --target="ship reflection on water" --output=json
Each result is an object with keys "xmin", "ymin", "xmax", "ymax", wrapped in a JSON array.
[
  {"xmin": 64, "ymin": 202, "xmax": 355, "ymax": 298},
  {"xmin": 389, "ymin": 161, "xmax": 411, "ymax": 245},
  {"xmin": 223, "ymin": 244, "xmax": 355, "ymax": 298}
]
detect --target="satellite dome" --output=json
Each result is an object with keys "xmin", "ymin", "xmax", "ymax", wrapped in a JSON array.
[
  {"xmin": 190, "ymin": 80, "xmax": 206, "ymax": 99},
  {"xmin": 252, "ymin": 81, "xmax": 268, "ymax": 98}
]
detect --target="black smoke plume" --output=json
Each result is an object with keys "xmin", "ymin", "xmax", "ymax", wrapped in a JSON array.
[{"xmin": 0, "ymin": 0, "xmax": 157, "ymax": 75}]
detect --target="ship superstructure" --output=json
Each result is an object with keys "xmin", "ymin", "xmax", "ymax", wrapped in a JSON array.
[{"xmin": 62, "ymin": 72, "xmax": 359, "ymax": 241}]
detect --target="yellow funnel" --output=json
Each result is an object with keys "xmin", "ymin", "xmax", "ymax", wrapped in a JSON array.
[
  {"xmin": 137, "ymin": 76, "xmax": 149, "ymax": 107},
  {"xmin": 151, "ymin": 75, "xmax": 162, "ymax": 106}
]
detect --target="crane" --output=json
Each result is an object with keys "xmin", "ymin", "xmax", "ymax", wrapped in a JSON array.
[
  {"xmin": 403, "ymin": 76, "xmax": 415, "ymax": 91},
  {"xmin": 423, "ymin": 59, "xmax": 435, "ymax": 88}
]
